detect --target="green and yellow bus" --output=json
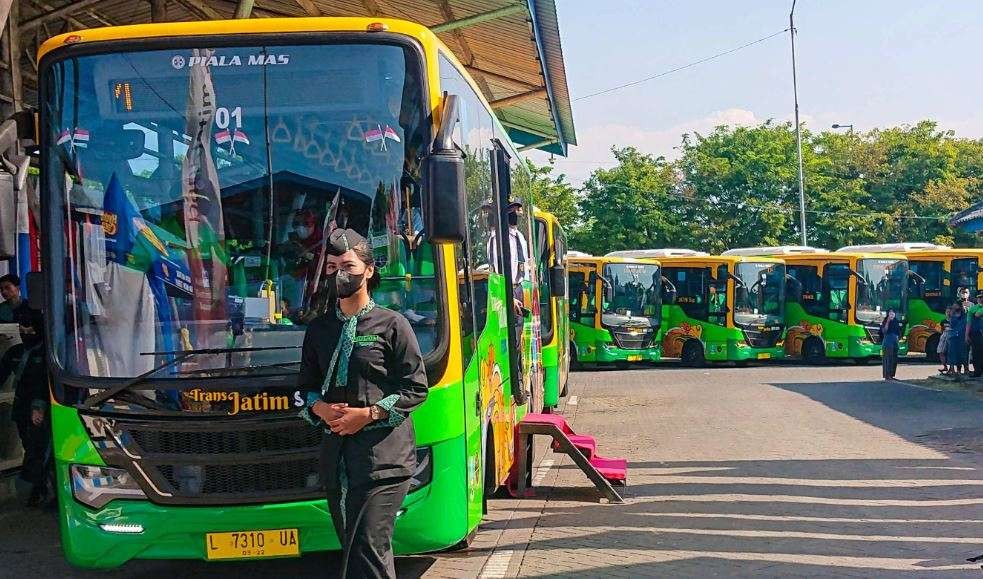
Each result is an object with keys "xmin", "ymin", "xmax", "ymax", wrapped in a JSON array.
[
  {"xmin": 723, "ymin": 247, "xmax": 909, "ymax": 363},
  {"xmin": 29, "ymin": 16, "xmax": 565, "ymax": 568},
  {"xmin": 533, "ymin": 209, "xmax": 570, "ymax": 407},
  {"xmin": 838, "ymin": 243, "xmax": 983, "ymax": 361},
  {"xmin": 566, "ymin": 254, "xmax": 663, "ymax": 367},
  {"xmin": 611, "ymin": 251, "xmax": 786, "ymax": 366}
]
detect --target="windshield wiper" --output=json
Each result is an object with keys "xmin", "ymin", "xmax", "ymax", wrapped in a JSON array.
[{"xmin": 82, "ymin": 346, "xmax": 300, "ymax": 409}]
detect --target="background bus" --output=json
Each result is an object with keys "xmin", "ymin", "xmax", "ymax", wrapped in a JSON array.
[
  {"xmin": 838, "ymin": 243, "xmax": 982, "ymax": 361},
  {"xmin": 567, "ymin": 255, "xmax": 663, "ymax": 367},
  {"xmin": 724, "ymin": 247, "xmax": 909, "ymax": 363},
  {"xmin": 31, "ymin": 15, "xmax": 573, "ymax": 568},
  {"xmin": 614, "ymin": 251, "xmax": 786, "ymax": 367},
  {"xmin": 533, "ymin": 209, "xmax": 570, "ymax": 409}
]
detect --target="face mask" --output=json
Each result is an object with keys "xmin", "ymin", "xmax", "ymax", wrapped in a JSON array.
[
  {"xmin": 336, "ymin": 270, "xmax": 365, "ymax": 299},
  {"xmin": 294, "ymin": 226, "xmax": 311, "ymax": 239},
  {"xmin": 507, "ymin": 213, "xmax": 518, "ymax": 226}
]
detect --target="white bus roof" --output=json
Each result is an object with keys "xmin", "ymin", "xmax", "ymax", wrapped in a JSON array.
[
  {"xmin": 721, "ymin": 246, "xmax": 829, "ymax": 256},
  {"xmin": 566, "ymin": 250, "xmax": 593, "ymax": 258},
  {"xmin": 605, "ymin": 249, "xmax": 709, "ymax": 258},
  {"xmin": 835, "ymin": 243, "xmax": 950, "ymax": 253}
]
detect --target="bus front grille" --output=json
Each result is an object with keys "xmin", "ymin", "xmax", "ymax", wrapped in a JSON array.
[
  {"xmin": 742, "ymin": 328, "xmax": 782, "ymax": 348},
  {"xmin": 93, "ymin": 415, "xmax": 324, "ymax": 505},
  {"xmin": 610, "ymin": 328, "xmax": 655, "ymax": 350}
]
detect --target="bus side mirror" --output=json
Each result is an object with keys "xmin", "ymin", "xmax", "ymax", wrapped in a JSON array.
[
  {"xmin": 549, "ymin": 265, "xmax": 565, "ymax": 296},
  {"xmin": 423, "ymin": 94, "xmax": 466, "ymax": 244},
  {"xmin": 26, "ymin": 271, "xmax": 44, "ymax": 311}
]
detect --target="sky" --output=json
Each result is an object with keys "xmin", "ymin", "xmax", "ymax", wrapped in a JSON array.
[{"xmin": 527, "ymin": 1, "xmax": 983, "ymax": 185}]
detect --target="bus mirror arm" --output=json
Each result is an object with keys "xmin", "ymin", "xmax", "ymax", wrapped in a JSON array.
[
  {"xmin": 423, "ymin": 94, "xmax": 467, "ymax": 244},
  {"xmin": 726, "ymin": 271, "xmax": 746, "ymax": 288},
  {"xmin": 908, "ymin": 270, "xmax": 926, "ymax": 285},
  {"xmin": 849, "ymin": 269, "xmax": 867, "ymax": 286}
]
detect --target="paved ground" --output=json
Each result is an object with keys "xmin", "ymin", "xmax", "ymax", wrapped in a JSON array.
[{"xmin": 3, "ymin": 362, "xmax": 982, "ymax": 577}]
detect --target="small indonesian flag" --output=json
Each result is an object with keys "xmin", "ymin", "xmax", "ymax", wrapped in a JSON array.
[
  {"xmin": 73, "ymin": 129, "xmax": 90, "ymax": 147},
  {"xmin": 383, "ymin": 126, "xmax": 400, "ymax": 143},
  {"xmin": 233, "ymin": 129, "xmax": 250, "ymax": 145},
  {"xmin": 364, "ymin": 126, "xmax": 384, "ymax": 143},
  {"xmin": 57, "ymin": 128, "xmax": 89, "ymax": 148},
  {"xmin": 214, "ymin": 130, "xmax": 231, "ymax": 145}
]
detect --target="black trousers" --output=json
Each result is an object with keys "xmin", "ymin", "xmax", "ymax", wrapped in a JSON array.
[
  {"xmin": 881, "ymin": 335, "xmax": 899, "ymax": 380},
  {"xmin": 971, "ymin": 331, "xmax": 983, "ymax": 377},
  {"xmin": 327, "ymin": 476, "xmax": 411, "ymax": 579},
  {"xmin": 14, "ymin": 412, "xmax": 52, "ymax": 488}
]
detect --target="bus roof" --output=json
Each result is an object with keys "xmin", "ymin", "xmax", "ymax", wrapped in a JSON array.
[
  {"xmin": 721, "ymin": 246, "xmax": 829, "ymax": 256},
  {"xmin": 836, "ymin": 243, "xmax": 950, "ymax": 253},
  {"xmin": 605, "ymin": 249, "xmax": 709, "ymax": 258},
  {"xmin": 37, "ymin": 5, "xmax": 576, "ymax": 156},
  {"xmin": 655, "ymin": 254, "xmax": 785, "ymax": 266},
  {"xmin": 567, "ymin": 255, "xmax": 661, "ymax": 266}
]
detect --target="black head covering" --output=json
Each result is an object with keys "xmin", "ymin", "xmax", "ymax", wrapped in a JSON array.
[{"xmin": 326, "ymin": 228, "xmax": 367, "ymax": 256}]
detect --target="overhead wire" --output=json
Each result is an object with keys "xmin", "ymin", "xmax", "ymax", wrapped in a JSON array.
[{"xmin": 574, "ymin": 28, "xmax": 791, "ymax": 101}]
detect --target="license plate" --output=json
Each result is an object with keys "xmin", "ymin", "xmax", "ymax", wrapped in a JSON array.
[
  {"xmin": 757, "ymin": 353, "xmax": 771, "ymax": 359},
  {"xmin": 627, "ymin": 354, "xmax": 642, "ymax": 362},
  {"xmin": 205, "ymin": 528, "xmax": 300, "ymax": 560}
]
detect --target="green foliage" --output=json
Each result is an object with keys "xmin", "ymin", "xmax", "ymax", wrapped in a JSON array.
[{"xmin": 540, "ymin": 120, "xmax": 983, "ymax": 254}]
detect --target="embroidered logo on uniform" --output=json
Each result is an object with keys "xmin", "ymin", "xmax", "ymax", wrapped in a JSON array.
[{"xmin": 353, "ymin": 335, "xmax": 381, "ymax": 345}]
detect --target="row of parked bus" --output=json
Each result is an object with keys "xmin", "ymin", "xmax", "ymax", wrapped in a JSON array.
[{"xmin": 561, "ymin": 243, "xmax": 981, "ymax": 368}]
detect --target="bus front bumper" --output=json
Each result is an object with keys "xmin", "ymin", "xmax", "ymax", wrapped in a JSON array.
[
  {"xmin": 592, "ymin": 342, "xmax": 661, "ymax": 363},
  {"xmin": 55, "ymin": 436, "xmax": 468, "ymax": 569},
  {"xmin": 721, "ymin": 341, "xmax": 785, "ymax": 362}
]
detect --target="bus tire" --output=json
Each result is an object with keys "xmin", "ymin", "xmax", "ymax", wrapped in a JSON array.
[
  {"xmin": 681, "ymin": 340, "xmax": 705, "ymax": 368},
  {"xmin": 483, "ymin": 428, "xmax": 497, "ymax": 502},
  {"xmin": 924, "ymin": 334, "xmax": 940, "ymax": 363},
  {"xmin": 802, "ymin": 338, "xmax": 826, "ymax": 364}
]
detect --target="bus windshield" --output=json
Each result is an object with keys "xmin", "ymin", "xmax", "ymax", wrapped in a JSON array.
[
  {"xmin": 42, "ymin": 42, "xmax": 434, "ymax": 381},
  {"xmin": 733, "ymin": 262, "xmax": 785, "ymax": 326},
  {"xmin": 856, "ymin": 258, "xmax": 908, "ymax": 324},
  {"xmin": 601, "ymin": 263, "xmax": 661, "ymax": 327}
]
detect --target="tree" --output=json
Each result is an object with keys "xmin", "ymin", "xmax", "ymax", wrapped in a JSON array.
[
  {"xmin": 524, "ymin": 159, "xmax": 580, "ymax": 228},
  {"xmin": 677, "ymin": 122, "xmax": 803, "ymax": 253},
  {"xmin": 576, "ymin": 147, "xmax": 682, "ymax": 255}
]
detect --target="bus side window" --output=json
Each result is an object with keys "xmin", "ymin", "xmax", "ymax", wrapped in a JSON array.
[
  {"xmin": 708, "ymin": 264, "xmax": 728, "ymax": 325},
  {"xmin": 824, "ymin": 263, "xmax": 850, "ymax": 321},
  {"xmin": 669, "ymin": 267, "xmax": 710, "ymax": 321}
]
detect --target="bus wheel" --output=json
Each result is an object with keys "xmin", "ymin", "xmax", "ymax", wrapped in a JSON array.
[
  {"xmin": 924, "ymin": 334, "xmax": 940, "ymax": 363},
  {"xmin": 483, "ymin": 429, "xmax": 497, "ymax": 502},
  {"xmin": 681, "ymin": 340, "xmax": 705, "ymax": 368},
  {"xmin": 802, "ymin": 339, "xmax": 826, "ymax": 364}
]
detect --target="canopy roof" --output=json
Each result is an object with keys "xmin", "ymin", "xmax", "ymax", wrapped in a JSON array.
[{"xmin": 14, "ymin": 0, "xmax": 576, "ymax": 155}]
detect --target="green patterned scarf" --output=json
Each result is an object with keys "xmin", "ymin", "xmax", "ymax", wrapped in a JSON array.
[{"xmin": 321, "ymin": 300, "xmax": 376, "ymax": 394}]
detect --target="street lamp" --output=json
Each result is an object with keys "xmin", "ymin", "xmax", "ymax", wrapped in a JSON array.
[
  {"xmin": 831, "ymin": 123, "xmax": 854, "ymax": 131},
  {"xmin": 790, "ymin": 0, "xmax": 807, "ymax": 246}
]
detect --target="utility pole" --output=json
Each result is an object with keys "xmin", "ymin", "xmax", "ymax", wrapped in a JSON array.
[{"xmin": 790, "ymin": 0, "xmax": 807, "ymax": 245}]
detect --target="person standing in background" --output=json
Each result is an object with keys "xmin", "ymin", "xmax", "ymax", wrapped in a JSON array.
[
  {"xmin": 0, "ymin": 307, "xmax": 52, "ymax": 506},
  {"xmin": 967, "ymin": 291, "xmax": 983, "ymax": 377},
  {"xmin": 880, "ymin": 309, "xmax": 902, "ymax": 380},
  {"xmin": 949, "ymin": 301, "xmax": 968, "ymax": 376},
  {"xmin": 0, "ymin": 274, "xmax": 24, "ymax": 323}
]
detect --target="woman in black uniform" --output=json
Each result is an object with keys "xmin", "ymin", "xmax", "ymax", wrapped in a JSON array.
[{"xmin": 298, "ymin": 228, "xmax": 428, "ymax": 579}]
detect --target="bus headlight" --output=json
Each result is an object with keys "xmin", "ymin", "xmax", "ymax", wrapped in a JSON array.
[
  {"xmin": 71, "ymin": 465, "xmax": 146, "ymax": 509},
  {"xmin": 408, "ymin": 447, "xmax": 433, "ymax": 493}
]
